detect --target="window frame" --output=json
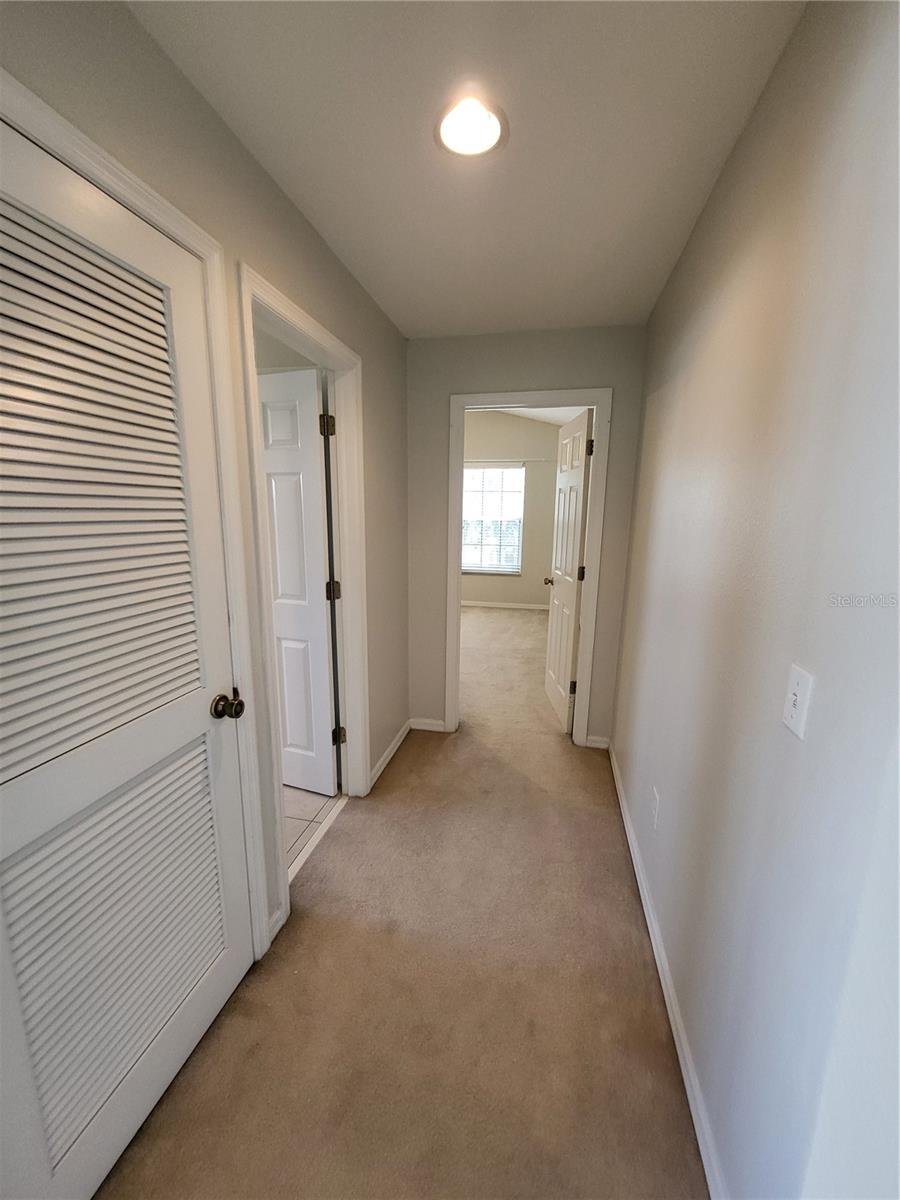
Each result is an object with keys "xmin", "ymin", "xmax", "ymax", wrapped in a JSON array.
[{"xmin": 460, "ymin": 461, "xmax": 525, "ymax": 576}]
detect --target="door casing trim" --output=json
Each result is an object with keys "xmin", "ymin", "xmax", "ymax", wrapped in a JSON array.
[
  {"xmin": 0, "ymin": 69, "xmax": 272, "ymax": 957},
  {"xmin": 446, "ymin": 388, "xmax": 613, "ymax": 743}
]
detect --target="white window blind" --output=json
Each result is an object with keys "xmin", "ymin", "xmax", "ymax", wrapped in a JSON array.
[{"xmin": 461, "ymin": 464, "xmax": 525, "ymax": 573}]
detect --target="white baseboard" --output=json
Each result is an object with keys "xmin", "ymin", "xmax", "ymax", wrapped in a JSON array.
[
  {"xmin": 461, "ymin": 601, "xmax": 549, "ymax": 610},
  {"xmin": 609, "ymin": 747, "xmax": 727, "ymax": 1200},
  {"xmin": 288, "ymin": 795, "xmax": 349, "ymax": 882},
  {"xmin": 369, "ymin": 720, "xmax": 410, "ymax": 790},
  {"xmin": 585, "ymin": 735, "xmax": 610, "ymax": 749},
  {"xmin": 409, "ymin": 717, "xmax": 451, "ymax": 732}
]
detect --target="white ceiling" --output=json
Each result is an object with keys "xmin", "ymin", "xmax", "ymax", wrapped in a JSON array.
[
  {"xmin": 132, "ymin": 2, "xmax": 802, "ymax": 339},
  {"xmin": 494, "ymin": 407, "xmax": 585, "ymax": 427}
]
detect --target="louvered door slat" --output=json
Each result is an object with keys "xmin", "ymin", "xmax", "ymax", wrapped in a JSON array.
[
  {"xmin": 0, "ymin": 313, "xmax": 173, "ymax": 390},
  {"xmin": 0, "ymin": 200, "xmax": 165, "ymax": 311},
  {"xmin": 10, "ymin": 767, "xmax": 210, "ymax": 948},
  {"xmin": 0, "ymin": 330, "xmax": 175, "ymax": 400},
  {"xmin": 2, "ymin": 280, "xmax": 171, "ymax": 364},
  {"xmin": 0, "ymin": 530, "xmax": 188, "ymax": 556},
  {"xmin": 2, "ymin": 350, "xmax": 176, "ymax": 409},
  {"xmin": 0, "ymin": 523, "xmax": 187, "ymax": 547},
  {"xmin": 2, "ymin": 586, "xmax": 193, "ymax": 633},
  {"xmin": 5, "ymin": 661, "xmax": 201, "ymax": 750},
  {"xmin": 48, "ymin": 908, "xmax": 222, "ymax": 1164},
  {"xmin": 0, "ymin": 259, "xmax": 170, "ymax": 352},
  {"xmin": 1, "ymin": 674, "xmax": 202, "ymax": 782},
  {"xmin": 0, "ymin": 232, "xmax": 166, "ymax": 329},
  {"xmin": 0, "ymin": 738, "xmax": 225, "ymax": 1169},
  {"xmin": 0, "ymin": 585, "xmax": 194, "ymax": 643},
  {"xmin": 1, "ymin": 459, "xmax": 181, "ymax": 490},
  {"xmin": 4, "ymin": 753, "xmax": 207, "ymax": 898},
  {"xmin": 9, "ymin": 641, "xmax": 199, "ymax": 728},
  {"xmin": 1, "ymin": 430, "xmax": 180, "ymax": 470},
  {"xmin": 0, "ymin": 487, "xmax": 184, "ymax": 510},
  {"xmin": 11, "ymin": 634, "xmax": 199, "ymax": 707},
  {"xmin": 1, "ymin": 394, "xmax": 180, "ymax": 447},
  {"xmin": 13, "ymin": 777, "xmax": 213, "ymax": 964},
  {"xmin": 12, "ymin": 803, "xmax": 217, "ymax": 1021},
  {"xmin": 4, "ymin": 624, "xmax": 196, "ymax": 691},
  {"xmin": 43, "ymin": 896, "xmax": 222, "ymax": 1128},
  {"xmin": 42, "ymin": 905, "xmax": 221, "ymax": 1144},
  {"xmin": 0, "ymin": 619, "xmax": 196, "ymax": 686},
  {"xmin": 0, "ymin": 548, "xmax": 187, "ymax": 583},
  {"xmin": 3, "ymin": 546, "xmax": 189, "ymax": 587},
  {"xmin": 0, "ymin": 197, "xmax": 201, "ymax": 787},
  {"xmin": 2, "ymin": 663, "xmax": 201, "ymax": 750},
  {"xmin": 1, "ymin": 603, "xmax": 196, "ymax": 666},
  {"xmin": 0, "ymin": 273, "xmax": 170, "ymax": 357},
  {"xmin": 2, "ymin": 559, "xmax": 192, "ymax": 605},
  {"xmin": 2, "ymin": 371, "xmax": 180, "ymax": 427},
  {"xmin": 1, "ymin": 419, "xmax": 181, "ymax": 462}
]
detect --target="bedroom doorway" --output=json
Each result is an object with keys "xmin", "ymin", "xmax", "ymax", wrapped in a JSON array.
[{"xmin": 446, "ymin": 389, "xmax": 613, "ymax": 743}]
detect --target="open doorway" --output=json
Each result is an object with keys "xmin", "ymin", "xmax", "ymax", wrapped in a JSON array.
[
  {"xmin": 252, "ymin": 332, "xmax": 342, "ymax": 869},
  {"xmin": 446, "ymin": 389, "xmax": 613, "ymax": 743},
  {"xmin": 240, "ymin": 267, "xmax": 370, "ymax": 893}
]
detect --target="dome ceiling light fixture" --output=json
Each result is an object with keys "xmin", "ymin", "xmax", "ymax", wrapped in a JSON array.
[{"xmin": 436, "ymin": 96, "xmax": 508, "ymax": 156}]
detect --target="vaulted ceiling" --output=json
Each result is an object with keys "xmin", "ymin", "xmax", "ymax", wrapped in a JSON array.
[{"xmin": 133, "ymin": 1, "xmax": 802, "ymax": 338}]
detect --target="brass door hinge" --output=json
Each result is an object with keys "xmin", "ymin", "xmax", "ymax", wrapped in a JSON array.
[
  {"xmin": 319, "ymin": 413, "xmax": 336, "ymax": 436},
  {"xmin": 569, "ymin": 680, "xmax": 577, "ymax": 695},
  {"xmin": 577, "ymin": 565, "xmax": 586, "ymax": 582},
  {"xmin": 325, "ymin": 579, "xmax": 341, "ymax": 601},
  {"xmin": 586, "ymin": 437, "xmax": 594, "ymax": 456},
  {"xmin": 332, "ymin": 726, "xmax": 347, "ymax": 746}
]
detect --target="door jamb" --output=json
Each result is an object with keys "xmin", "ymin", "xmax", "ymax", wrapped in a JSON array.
[
  {"xmin": 446, "ymin": 388, "xmax": 613, "ymax": 744},
  {"xmin": 238, "ymin": 267, "xmax": 370, "ymax": 927},
  {"xmin": 0, "ymin": 71, "xmax": 272, "ymax": 955}
]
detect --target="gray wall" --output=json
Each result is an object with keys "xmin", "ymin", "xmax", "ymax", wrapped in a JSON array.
[
  {"xmin": 612, "ymin": 4, "xmax": 898, "ymax": 1197},
  {"xmin": 407, "ymin": 328, "xmax": 645, "ymax": 738},
  {"xmin": 0, "ymin": 2, "xmax": 409, "ymax": 920},
  {"xmin": 462, "ymin": 411, "xmax": 557, "ymax": 609}
]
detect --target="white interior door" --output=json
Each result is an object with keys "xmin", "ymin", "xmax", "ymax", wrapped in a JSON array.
[
  {"xmin": 257, "ymin": 371, "xmax": 336, "ymax": 797},
  {"xmin": 544, "ymin": 409, "xmax": 593, "ymax": 731},
  {"xmin": 0, "ymin": 123, "xmax": 253, "ymax": 1199}
]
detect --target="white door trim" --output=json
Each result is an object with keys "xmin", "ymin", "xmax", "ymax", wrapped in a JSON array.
[
  {"xmin": 0, "ymin": 69, "xmax": 272, "ymax": 958},
  {"xmin": 239, "ymin": 271, "xmax": 370, "ymax": 821},
  {"xmin": 446, "ymin": 388, "xmax": 613, "ymax": 744}
]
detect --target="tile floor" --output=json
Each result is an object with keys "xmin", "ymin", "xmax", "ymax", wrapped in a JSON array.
[{"xmin": 282, "ymin": 786, "xmax": 341, "ymax": 868}]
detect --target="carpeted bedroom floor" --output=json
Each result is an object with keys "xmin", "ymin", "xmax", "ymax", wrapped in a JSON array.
[{"xmin": 98, "ymin": 607, "xmax": 706, "ymax": 1200}]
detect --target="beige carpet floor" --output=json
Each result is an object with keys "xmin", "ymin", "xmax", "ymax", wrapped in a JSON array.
[{"xmin": 98, "ymin": 607, "xmax": 706, "ymax": 1200}]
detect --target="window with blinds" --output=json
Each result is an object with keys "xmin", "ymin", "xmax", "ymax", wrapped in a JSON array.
[{"xmin": 461, "ymin": 464, "xmax": 525, "ymax": 573}]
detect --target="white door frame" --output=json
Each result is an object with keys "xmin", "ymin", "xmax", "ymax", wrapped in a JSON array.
[
  {"xmin": 0, "ymin": 71, "xmax": 276, "ymax": 956},
  {"xmin": 446, "ymin": 388, "xmax": 613, "ymax": 744},
  {"xmin": 239, "ymin": 269, "xmax": 370, "ymax": 823}
]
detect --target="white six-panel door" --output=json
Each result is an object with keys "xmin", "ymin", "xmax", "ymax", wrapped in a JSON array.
[
  {"xmin": 544, "ymin": 409, "xmax": 593, "ymax": 731},
  {"xmin": 0, "ymin": 123, "xmax": 253, "ymax": 1198},
  {"xmin": 257, "ymin": 371, "xmax": 336, "ymax": 797}
]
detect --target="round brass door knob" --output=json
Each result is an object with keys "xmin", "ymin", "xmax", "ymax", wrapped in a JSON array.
[
  {"xmin": 210, "ymin": 689, "xmax": 246, "ymax": 720},
  {"xmin": 544, "ymin": 576, "xmax": 554, "ymax": 586}
]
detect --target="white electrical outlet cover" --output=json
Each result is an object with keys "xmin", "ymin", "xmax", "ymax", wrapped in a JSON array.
[{"xmin": 783, "ymin": 664, "xmax": 814, "ymax": 740}]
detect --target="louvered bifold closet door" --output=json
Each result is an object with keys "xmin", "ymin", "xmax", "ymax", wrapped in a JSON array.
[
  {"xmin": 0, "ymin": 123, "xmax": 251, "ymax": 1200},
  {"xmin": 0, "ymin": 740, "xmax": 223, "ymax": 1169},
  {"xmin": 0, "ymin": 195, "xmax": 201, "ymax": 783}
]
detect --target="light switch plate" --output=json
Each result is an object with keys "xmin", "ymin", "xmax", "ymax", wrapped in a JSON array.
[{"xmin": 783, "ymin": 664, "xmax": 814, "ymax": 739}]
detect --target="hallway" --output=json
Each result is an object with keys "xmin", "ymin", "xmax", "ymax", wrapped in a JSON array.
[{"xmin": 98, "ymin": 608, "xmax": 706, "ymax": 1199}]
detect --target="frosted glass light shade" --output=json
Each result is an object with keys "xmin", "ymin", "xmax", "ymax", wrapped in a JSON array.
[{"xmin": 438, "ymin": 97, "xmax": 504, "ymax": 156}]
